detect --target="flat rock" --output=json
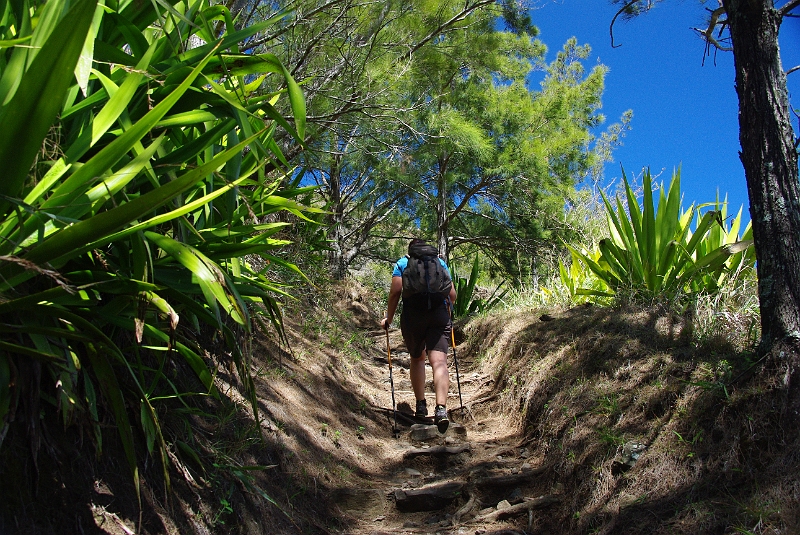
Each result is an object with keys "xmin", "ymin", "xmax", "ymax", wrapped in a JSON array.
[
  {"xmin": 393, "ymin": 481, "xmax": 467, "ymax": 512},
  {"xmin": 409, "ymin": 422, "xmax": 467, "ymax": 441},
  {"xmin": 410, "ymin": 423, "xmax": 440, "ymax": 441},
  {"xmin": 403, "ymin": 444, "xmax": 471, "ymax": 459},
  {"xmin": 496, "ymin": 499, "xmax": 512, "ymax": 510}
]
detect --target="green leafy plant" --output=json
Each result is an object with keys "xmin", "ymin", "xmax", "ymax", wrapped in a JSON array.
[
  {"xmin": 564, "ymin": 169, "xmax": 754, "ymax": 303},
  {"xmin": 558, "ymin": 247, "xmax": 610, "ymax": 303},
  {"xmin": 0, "ymin": 0, "xmax": 321, "ymax": 512},
  {"xmin": 597, "ymin": 426, "xmax": 624, "ymax": 449},
  {"xmin": 451, "ymin": 256, "xmax": 508, "ymax": 318},
  {"xmin": 673, "ymin": 429, "xmax": 703, "ymax": 458},
  {"xmin": 212, "ymin": 497, "xmax": 234, "ymax": 526},
  {"xmin": 690, "ymin": 198, "xmax": 756, "ymax": 294}
]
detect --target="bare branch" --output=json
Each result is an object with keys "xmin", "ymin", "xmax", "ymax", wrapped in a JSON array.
[
  {"xmin": 609, "ymin": 0, "xmax": 644, "ymax": 48},
  {"xmin": 694, "ymin": 6, "xmax": 733, "ymax": 52},
  {"xmin": 243, "ymin": 0, "xmax": 351, "ymax": 50},
  {"xmin": 787, "ymin": 65, "xmax": 800, "ymax": 76},
  {"xmin": 444, "ymin": 174, "xmax": 505, "ymax": 228},
  {"xmin": 778, "ymin": 0, "xmax": 800, "ymax": 18}
]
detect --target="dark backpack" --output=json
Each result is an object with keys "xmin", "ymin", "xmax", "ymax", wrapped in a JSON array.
[{"xmin": 401, "ymin": 243, "xmax": 452, "ymax": 309}]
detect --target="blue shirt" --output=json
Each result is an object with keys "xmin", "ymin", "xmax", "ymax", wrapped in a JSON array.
[{"xmin": 393, "ymin": 255, "xmax": 452, "ymax": 278}]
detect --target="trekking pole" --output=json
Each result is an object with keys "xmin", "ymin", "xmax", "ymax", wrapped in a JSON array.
[
  {"xmin": 450, "ymin": 313, "xmax": 464, "ymax": 414},
  {"xmin": 384, "ymin": 318, "xmax": 399, "ymax": 437}
]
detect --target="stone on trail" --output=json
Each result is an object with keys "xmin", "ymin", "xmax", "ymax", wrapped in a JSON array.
[
  {"xmin": 393, "ymin": 481, "xmax": 466, "ymax": 512},
  {"xmin": 410, "ymin": 423, "xmax": 440, "ymax": 441},
  {"xmin": 409, "ymin": 421, "xmax": 467, "ymax": 441},
  {"xmin": 403, "ymin": 444, "xmax": 471, "ymax": 459},
  {"xmin": 450, "ymin": 422, "xmax": 467, "ymax": 437}
]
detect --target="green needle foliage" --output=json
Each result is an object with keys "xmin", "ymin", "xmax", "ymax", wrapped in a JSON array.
[
  {"xmin": 0, "ymin": 0, "xmax": 320, "ymax": 506},
  {"xmin": 564, "ymin": 169, "xmax": 755, "ymax": 303}
]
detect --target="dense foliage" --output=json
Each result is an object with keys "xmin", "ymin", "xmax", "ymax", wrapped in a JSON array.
[
  {"xmin": 0, "ymin": 0, "xmax": 318, "ymax": 500},
  {"xmin": 562, "ymin": 169, "xmax": 755, "ymax": 304},
  {"xmin": 227, "ymin": 0, "xmax": 630, "ymax": 281}
]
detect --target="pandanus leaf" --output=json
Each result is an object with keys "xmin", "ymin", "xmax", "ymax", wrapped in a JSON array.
[
  {"xmin": 0, "ymin": 129, "xmax": 264, "ymax": 291},
  {"xmin": 144, "ymin": 231, "xmax": 248, "ymax": 328},
  {"xmin": 23, "ymin": 42, "xmax": 158, "ymax": 208},
  {"xmin": 0, "ymin": 0, "xmax": 97, "ymax": 210}
]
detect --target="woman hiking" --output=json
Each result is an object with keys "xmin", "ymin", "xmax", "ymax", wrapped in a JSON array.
[{"xmin": 380, "ymin": 239, "xmax": 456, "ymax": 433}]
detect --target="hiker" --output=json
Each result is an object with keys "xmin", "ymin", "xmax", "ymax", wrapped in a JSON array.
[{"xmin": 381, "ymin": 239, "xmax": 457, "ymax": 433}]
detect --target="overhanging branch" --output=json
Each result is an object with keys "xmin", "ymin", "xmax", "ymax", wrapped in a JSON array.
[
  {"xmin": 609, "ymin": 0, "xmax": 648, "ymax": 48},
  {"xmin": 779, "ymin": 0, "xmax": 800, "ymax": 18},
  {"xmin": 694, "ymin": 6, "xmax": 733, "ymax": 52}
]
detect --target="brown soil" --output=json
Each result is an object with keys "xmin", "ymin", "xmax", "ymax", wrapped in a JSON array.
[{"xmin": 1, "ymin": 283, "xmax": 798, "ymax": 534}]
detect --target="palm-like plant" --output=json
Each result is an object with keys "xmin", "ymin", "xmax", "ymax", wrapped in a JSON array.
[
  {"xmin": 558, "ymin": 246, "xmax": 611, "ymax": 303},
  {"xmin": 0, "ymin": 0, "xmax": 319, "ymax": 504},
  {"xmin": 451, "ymin": 256, "xmax": 508, "ymax": 318},
  {"xmin": 564, "ymin": 169, "xmax": 754, "ymax": 302}
]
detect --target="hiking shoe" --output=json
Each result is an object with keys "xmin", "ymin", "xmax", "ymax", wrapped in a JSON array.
[
  {"xmin": 415, "ymin": 399, "xmax": 428, "ymax": 418},
  {"xmin": 434, "ymin": 405, "xmax": 449, "ymax": 433}
]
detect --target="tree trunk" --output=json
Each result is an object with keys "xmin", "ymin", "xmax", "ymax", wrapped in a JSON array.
[
  {"xmin": 722, "ymin": 0, "xmax": 800, "ymax": 415},
  {"xmin": 436, "ymin": 157, "xmax": 450, "ymax": 262},
  {"xmin": 328, "ymin": 154, "xmax": 347, "ymax": 279}
]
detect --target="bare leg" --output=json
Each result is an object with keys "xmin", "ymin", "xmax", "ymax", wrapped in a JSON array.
[
  {"xmin": 428, "ymin": 349, "xmax": 449, "ymax": 407},
  {"xmin": 410, "ymin": 352, "xmax": 427, "ymax": 402}
]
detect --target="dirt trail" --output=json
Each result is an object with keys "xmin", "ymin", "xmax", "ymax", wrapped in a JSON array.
[
  {"xmin": 325, "ymin": 324, "xmax": 561, "ymax": 535},
  {"xmin": 9, "ymin": 292, "xmax": 794, "ymax": 535},
  {"xmin": 6, "ymin": 285, "xmax": 797, "ymax": 535}
]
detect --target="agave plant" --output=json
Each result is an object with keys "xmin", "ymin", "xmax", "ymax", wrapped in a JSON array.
[
  {"xmin": 451, "ymin": 256, "xmax": 507, "ymax": 318},
  {"xmin": 558, "ymin": 246, "xmax": 610, "ymax": 303},
  {"xmin": 0, "ymin": 0, "xmax": 320, "ymax": 505},
  {"xmin": 565, "ymin": 169, "xmax": 754, "ymax": 302},
  {"xmin": 690, "ymin": 198, "xmax": 756, "ymax": 293}
]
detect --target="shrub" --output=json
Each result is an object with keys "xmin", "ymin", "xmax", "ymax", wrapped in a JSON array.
[
  {"xmin": 0, "ymin": 0, "xmax": 319, "ymax": 505},
  {"xmin": 563, "ymin": 168, "xmax": 755, "ymax": 304}
]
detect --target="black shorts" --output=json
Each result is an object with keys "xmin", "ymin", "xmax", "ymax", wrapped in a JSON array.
[{"xmin": 400, "ymin": 303, "xmax": 451, "ymax": 359}]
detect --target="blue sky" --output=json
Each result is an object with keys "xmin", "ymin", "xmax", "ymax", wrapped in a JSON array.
[{"xmin": 528, "ymin": 0, "xmax": 800, "ymax": 225}]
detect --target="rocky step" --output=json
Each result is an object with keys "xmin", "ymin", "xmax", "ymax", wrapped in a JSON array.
[
  {"xmin": 409, "ymin": 422, "xmax": 467, "ymax": 441},
  {"xmin": 393, "ymin": 481, "xmax": 466, "ymax": 512}
]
